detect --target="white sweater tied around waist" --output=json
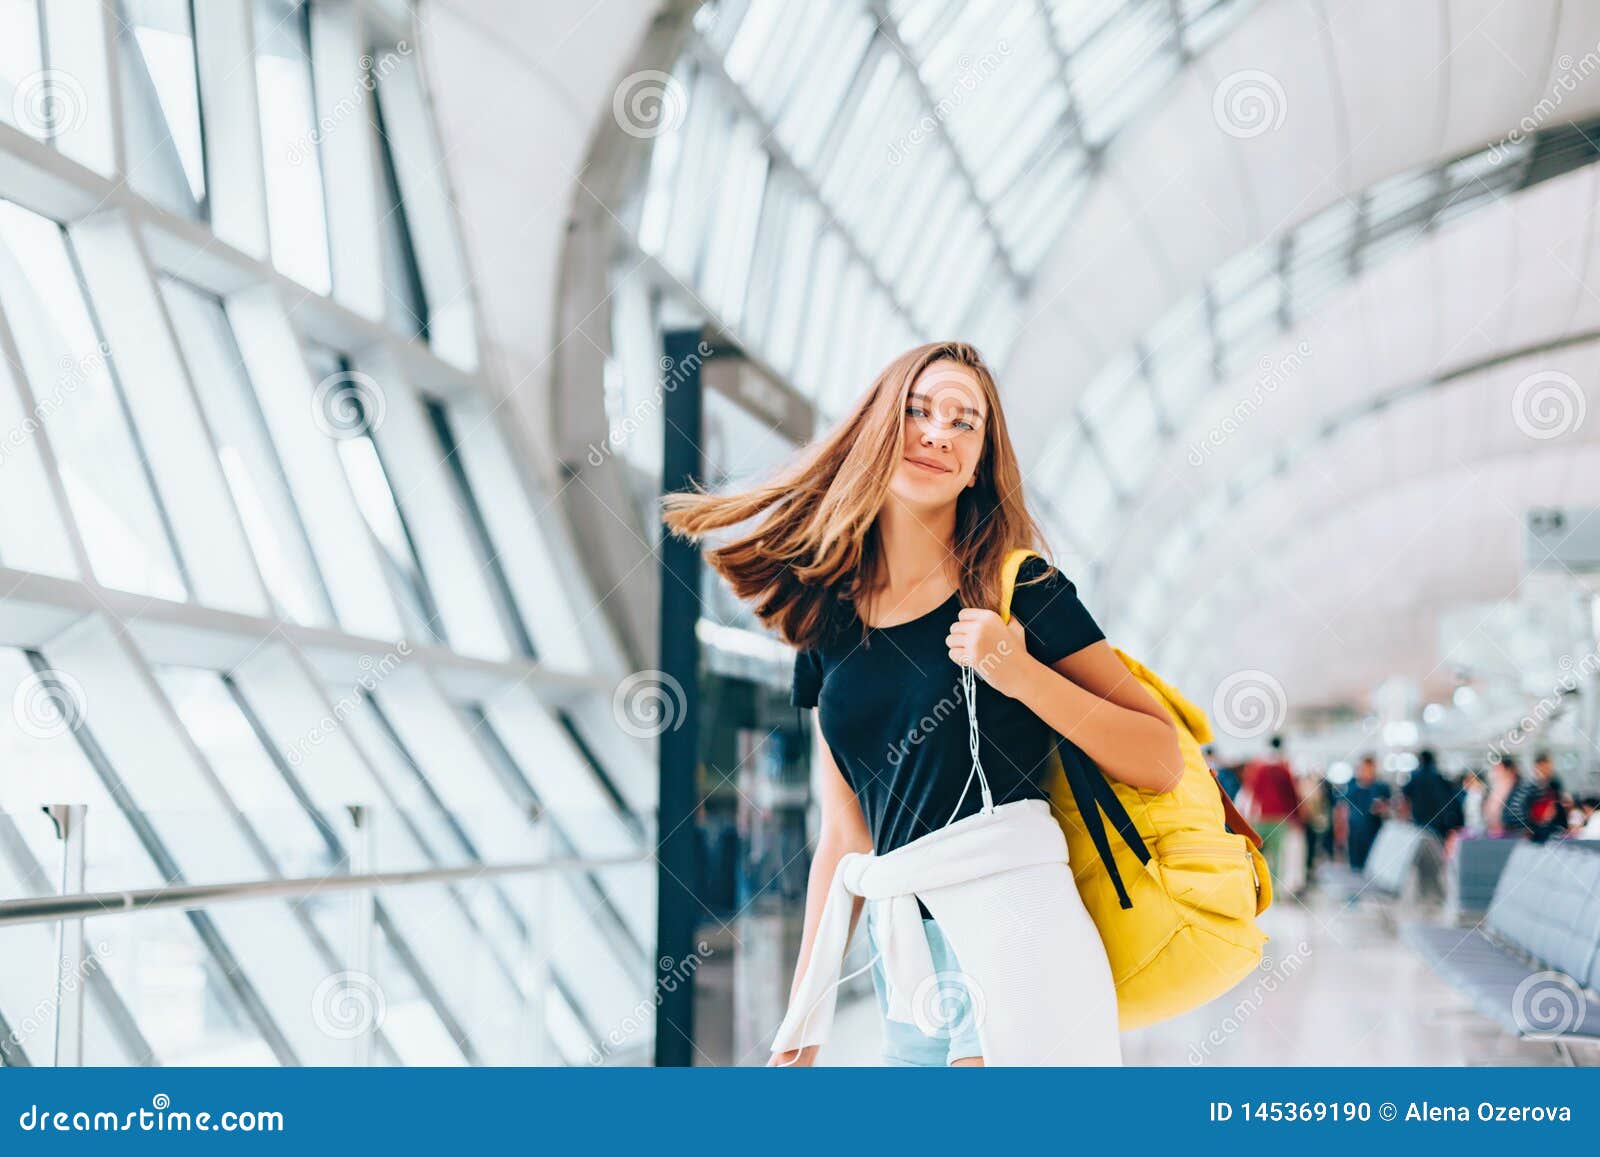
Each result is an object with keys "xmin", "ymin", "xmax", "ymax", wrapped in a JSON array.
[{"xmin": 770, "ymin": 797, "xmax": 1069, "ymax": 1056}]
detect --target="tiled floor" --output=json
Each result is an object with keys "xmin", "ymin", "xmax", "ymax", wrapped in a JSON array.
[{"xmin": 812, "ymin": 876, "xmax": 1582, "ymax": 1068}]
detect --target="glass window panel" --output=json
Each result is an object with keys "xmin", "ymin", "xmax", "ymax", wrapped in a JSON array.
[
  {"xmin": 1183, "ymin": 0, "xmax": 1248, "ymax": 48},
  {"xmin": 308, "ymin": 347, "xmax": 445, "ymax": 645},
  {"xmin": 634, "ymin": 63, "xmax": 690, "ymax": 255},
  {"xmin": 778, "ymin": 8, "xmax": 872, "ymax": 168},
  {"xmin": 1214, "ymin": 275, "xmax": 1282, "ymax": 346},
  {"xmin": 1004, "ymin": 156, "xmax": 1088, "ymax": 272},
  {"xmin": 253, "ymin": 0, "xmax": 333, "ymax": 294},
  {"xmin": 154, "ymin": 665, "xmax": 336, "ymax": 877},
  {"xmin": 0, "ymin": 200, "xmax": 186, "ymax": 599},
  {"xmin": 815, "ymin": 48, "xmax": 897, "ymax": 207},
  {"xmin": 422, "ymin": 397, "xmax": 537, "ymax": 658},
  {"xmin": 722, "ymin": 0, "xmax": 790, "ymax": 90},
  {"xmin": 975, "ymin": 89, "xmax": 1067, "ymax": 201},
  {"xmin": 159, "ymin": 277, "xmax": 335, "ymax": 627},
  {"xmin": 371, "ymin": 86, "xmax": 430, "ymax": 341},
  {"xmin": 879, "ymin": 152, "xmax": 953, "ymax": 275},
  {"xmin": 793, "ymin": 229, "xmax": 847, "ymax": 397},
  {"xmin": 0, "ymin": 917, "xmax": 143, "ymax": 1065},
  {"xmin": 0, "ymin": 648, "xmax": 161, "ymax": 892},
  {"xmin": 1073, "ymin": 8, "xmax": 1176, "ymax": 144},
  {"xmin": 117, "ymin": 0, "xmax": 206, "ymax": 217},
  {"xmin": 660, "ymin": 70, "xmax": 727, "ymax": 280},
  {"xmin": 0, "ymin": 1, "xmax": 45, "ymax": 140},
  {"xmin": 739, "ymin": 179, "xmax": 793, "ymax": 351},
  {"xmin": 747, "ymin": 0, "xmax": 829, "ymax": 119},
  {"xmin": 0, "ymin": 349, "xmax": 79, "ymax": 578},
  {"xmin": 1048, "ymin": 0, "xmax": 1124, "ymax": 53},
  {"xmin": 701, "ymin": 118, "xmax": 769, "ymax": 325},
  {"xmin": 84, "ymin": 909, "xmax": 278, "ymax": 1065},
  {"xmin": 765, "ymin": 194, "xmax": 820, "ymax": 374}
]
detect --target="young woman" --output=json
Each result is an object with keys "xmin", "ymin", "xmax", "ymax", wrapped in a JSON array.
[{"xmin": 661, "ymin": 341, "xmax": 1185, "ymax": 1067}]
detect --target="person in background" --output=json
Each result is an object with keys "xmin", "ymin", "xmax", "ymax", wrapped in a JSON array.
[
  {"xmin": 1522, "ymin": 752, "xmax": 1565, "ymax": 843},
  {"xmin": 1296, "ymin": 768, "xmax": 1330, "ymax": 881},
  {"xmin": 1581, "ymin": 797, "xmax": 1600, "ymax": 840},
  {"xmin": 1241, "ymin": 735, "xmax": 1302, "ymax": 889},
  {"xmin": 1401, "ymin": 748, "xmax": 1461, "ymax": 838},
  {"xmin": 1317, "ymin": 773, "xmax": 1339, "ymax": 863},
  {"xmin": 1209, "ymin": 746, "xmax": 1242, "ymax": 801},
  {"xmin": 1341, "ymin": 755, "xmax": 1391, "ymax": 871},
  {"xmin": 1460, "ymin": 770, "xmax": 1487, "ymax": 836},
  {"xmin": 1484, "ymin": 754, "xmax": 1521, "ymax": 837}
]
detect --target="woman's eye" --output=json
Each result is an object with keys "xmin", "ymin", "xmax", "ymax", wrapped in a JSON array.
[{"xmin": 955, "ymin": 420, "xmax": 975, "ymax": 431}]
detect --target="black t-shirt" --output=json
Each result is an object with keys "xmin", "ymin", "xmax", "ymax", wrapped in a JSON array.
[{"xmin": 792, "ymin": 556, "xmax": 1105, "ymax": 917}]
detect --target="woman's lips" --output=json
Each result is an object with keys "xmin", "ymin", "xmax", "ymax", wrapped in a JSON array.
[{"xmin": 905, "ymin": 456, "xmax": 951, "ymax": 474}]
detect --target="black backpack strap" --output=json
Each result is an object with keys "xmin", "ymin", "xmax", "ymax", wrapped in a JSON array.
[{"xmin": 1057, "ymin": 737, "xmax": 1150, "ymax": 910}]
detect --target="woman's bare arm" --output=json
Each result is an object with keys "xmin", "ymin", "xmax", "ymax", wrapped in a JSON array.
[
  {"xmin": 768, "ymin": 711, "xmax": 871, "ymax": 1066},
  {"xmin": 1010, "ymin": 639, "xmax": 1185, "ymax": 793}
]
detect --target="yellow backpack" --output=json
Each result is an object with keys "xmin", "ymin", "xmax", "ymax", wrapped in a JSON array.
[{"xmin": 999, "ymin": 548, "xmax": 1272, "ymax": 1030}]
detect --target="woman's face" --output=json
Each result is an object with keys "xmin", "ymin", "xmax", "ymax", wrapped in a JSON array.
[{"xmin": 887, "ymin": 360, "xmax": 989, "ymax": 510}]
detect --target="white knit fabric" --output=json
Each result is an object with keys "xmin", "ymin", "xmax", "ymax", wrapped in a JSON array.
[{"xmin": 770, "ymin": 797, "xmax": 1122, "ymax": 1065}]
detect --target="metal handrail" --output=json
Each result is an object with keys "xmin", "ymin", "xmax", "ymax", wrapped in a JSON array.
[{"xmin": 0, "ymin": 851, "xmax": 653, "ymax": 928}]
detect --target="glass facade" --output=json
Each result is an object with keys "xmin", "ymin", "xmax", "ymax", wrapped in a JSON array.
[{"xmin": 0, "ymin": 0, "xmax": 651, "ymax": 1067}]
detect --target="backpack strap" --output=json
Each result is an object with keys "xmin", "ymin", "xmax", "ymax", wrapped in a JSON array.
[
  {"xmin": 999, "ymin": 548, "xmax": 1146, "ymax": 909},
  {"xmin": 998, "ymin": 547, "xmax": 1265, "ymax": 852}
]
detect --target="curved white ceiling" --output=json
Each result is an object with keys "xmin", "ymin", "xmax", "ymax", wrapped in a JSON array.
[
  {"xmin": 1103, "ymin": 162, "xmax": 1600, "ymax": 618},
  {"xmin": 1005, "ymin": 0, "xmax": 1600, "ymax": 462},
  {"xmin": 1165, "ymin": 437, "xmax": 1600, "ymax": 715}
]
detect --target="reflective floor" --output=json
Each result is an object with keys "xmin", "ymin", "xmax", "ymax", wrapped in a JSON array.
[{"xmin": 809, "ymin": 872, "xmax": 1586, "ymax": 1068}]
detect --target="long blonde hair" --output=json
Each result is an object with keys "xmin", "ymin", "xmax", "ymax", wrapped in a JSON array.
[{"xmin": 661, "ymin": 341, "xmax": 1054, "ymax": 651}]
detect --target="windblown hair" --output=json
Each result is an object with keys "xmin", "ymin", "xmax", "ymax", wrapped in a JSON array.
[{"xmin": 660, "ymin": 340, "xmax": 1054, "ymax": 651}]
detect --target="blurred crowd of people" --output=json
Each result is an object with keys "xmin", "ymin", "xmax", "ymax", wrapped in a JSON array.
[{"xmin": 1209, "ymin": 738, "xmax": 1600, "ymax": 897}]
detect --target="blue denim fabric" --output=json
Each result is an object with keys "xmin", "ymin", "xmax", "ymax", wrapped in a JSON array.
[{"xmin": 864, "ymin": 902, "xmax": 984, "ymax": 1066}]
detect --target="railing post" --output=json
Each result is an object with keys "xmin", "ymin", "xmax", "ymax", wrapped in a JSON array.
[
  {"xmin": 526, "ymin": 803, "xmax": 551, "ymax": 1065},
  {"xmin": 346, "ymin": 805, "xmax": 377, "ymax": 1066},
  {"xmin": 44, "ymin": 804, "xmax": 87, "ymax": 1067}
]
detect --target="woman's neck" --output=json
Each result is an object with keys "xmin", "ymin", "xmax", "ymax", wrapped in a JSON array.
[{"xmin": 874, "ymin": 495, "xmax": 958, "ymax": 590}]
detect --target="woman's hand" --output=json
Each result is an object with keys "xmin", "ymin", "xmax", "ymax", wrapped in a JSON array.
[
  {"xmin": 768, "ymin": 1045, "xmax": 819, "ymax": 1067},
  {"xmin": 946, "ymin": 608, "xmax": 1033, "ymax": 697}
]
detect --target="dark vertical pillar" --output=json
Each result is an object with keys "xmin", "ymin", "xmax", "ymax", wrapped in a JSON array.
[{"xmin": 655, "ymin": 329, "xmax": 705, "ymax": 1067}]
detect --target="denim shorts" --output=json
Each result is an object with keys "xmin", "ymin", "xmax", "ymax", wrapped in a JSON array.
[{"xmin": 864, "ymin": 902, "xmax": 984, "ymax": 1066}]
